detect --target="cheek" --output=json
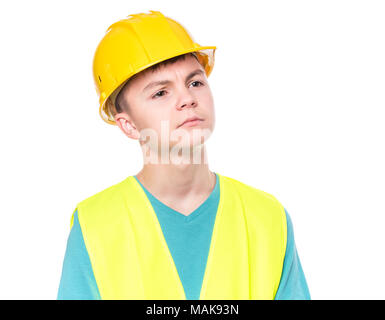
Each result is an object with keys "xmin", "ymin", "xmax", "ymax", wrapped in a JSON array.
[
  {"xmin": 140, "ymin": 110, "xmax": 173, "ymax": 135},
  {"xmin": 134, "ymin": 99, "xmax": 163, "ymax": 130},
  {"xmin": 200, "ymin": 87, "xmax": 214, "ymax": 107},
  {"xmin": 200, "ymin": 91, "xmax": 215, "ymax": 120}
]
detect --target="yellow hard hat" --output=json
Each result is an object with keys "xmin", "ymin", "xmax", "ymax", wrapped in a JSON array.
[{"xmin": 92, "ymin": 10, "xmax": 217, "ymax": 125}]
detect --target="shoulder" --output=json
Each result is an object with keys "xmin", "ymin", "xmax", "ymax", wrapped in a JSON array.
[
  {"xmin": 72, "ymin": 176, "xmax": 132, "ymax": 225},
  {"xmin": 219, "ymin": 173, "xmax": 286, "ymax": 213},
  {"xmin": 76, "ymin": 177, "xmax": 130, "ymax": 210},
  {"xmin": 218, "ymin": 173, "xmax": 288, "ymax": 234},
  {"xmin": 219, "ymin": 174, "xmax": 288, "ymax": 258}
]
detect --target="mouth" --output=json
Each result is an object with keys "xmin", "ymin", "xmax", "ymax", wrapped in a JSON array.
[{"xmin": 178, "ymin": 117, "xmax": 204, "ymax": 128}]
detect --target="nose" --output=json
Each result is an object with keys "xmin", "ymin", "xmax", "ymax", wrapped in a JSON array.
[{"xmin": 176, "ymin": 86, "xmax": 197, "ymax": 110}]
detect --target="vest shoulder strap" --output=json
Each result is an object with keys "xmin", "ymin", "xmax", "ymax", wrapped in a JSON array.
[{"xmin": 203, "ymin": 175, "xmax": 287, "ymax": 299}]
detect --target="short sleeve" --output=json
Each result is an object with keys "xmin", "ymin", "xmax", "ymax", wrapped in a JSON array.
[
  {"xmin": 57, "ymin": 210, "xmax": 101, "ymax": 300},
  {"xmin": 274, "ymin": 208, "xmax": 311, "ymax": 300}
]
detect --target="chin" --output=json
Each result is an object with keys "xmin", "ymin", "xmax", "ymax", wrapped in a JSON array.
[{"xmin": 173, "ymin": 127, "xmax": 212, "ymax": 145}]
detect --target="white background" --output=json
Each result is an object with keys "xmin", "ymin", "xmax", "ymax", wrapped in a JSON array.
[{"xmin": 1, "ymin": 0, "xmax": 384, "ymax": 300}]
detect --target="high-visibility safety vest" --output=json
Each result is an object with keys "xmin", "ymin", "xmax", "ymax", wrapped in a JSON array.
[{"xmin": 71, "ymin": 173, "xmax": 287, "ymax": 300}]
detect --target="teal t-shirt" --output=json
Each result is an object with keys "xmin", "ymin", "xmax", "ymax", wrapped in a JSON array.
[{"xmin": 57, "ymin": 173, "xmax": 310, "ymax": 299}]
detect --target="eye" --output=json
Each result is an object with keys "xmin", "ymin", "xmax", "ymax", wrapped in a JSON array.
[
  {"xmin": 152, "ymin": 90, "xmax": 167, "ymax": 99},
  {"xmin": 190, "ymin": 80, "xmax": 204, "ymax": 87}
]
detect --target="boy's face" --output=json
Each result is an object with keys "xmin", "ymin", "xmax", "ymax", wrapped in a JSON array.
[{"xmin": 114, "ymin": 54, "xmax": 215, "ymax": 153}]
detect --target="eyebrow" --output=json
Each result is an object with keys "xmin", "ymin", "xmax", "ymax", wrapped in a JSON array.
[{"xmin": 142, "ymin": 69, "xmax": 205, "ymax": 93}]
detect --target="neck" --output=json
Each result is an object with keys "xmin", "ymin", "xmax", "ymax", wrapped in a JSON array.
[{"xmin": 135, "ymin": 144, "xmax": 216, "ymax": 200}]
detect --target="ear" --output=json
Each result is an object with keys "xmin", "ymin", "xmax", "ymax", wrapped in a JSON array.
[{"xmin": 115, "ymin": 113, "xmax": 140, "ymax": 140}]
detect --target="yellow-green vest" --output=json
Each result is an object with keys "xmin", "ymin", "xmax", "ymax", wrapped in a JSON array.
[{"xmin": 71, "ymin": 173, "xmax": 287, "ymax": 300}]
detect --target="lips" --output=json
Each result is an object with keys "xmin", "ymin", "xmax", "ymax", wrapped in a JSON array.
[{"xmin": 178, "ymin": 116, "xmax": 203, "ymax": 128}]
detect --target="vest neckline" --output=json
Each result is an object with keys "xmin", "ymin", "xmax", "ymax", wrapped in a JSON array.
[
  {"xmin": 124, "ymin": 172, "xmax": 226, "ymax": 299},
  {"xmin": 132, "ymin": 172, "xmax": 219, "ymax": 223}
]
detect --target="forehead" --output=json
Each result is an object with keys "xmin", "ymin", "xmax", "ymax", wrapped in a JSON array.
[{"xmin": 127, "ymin": 54, "xmax": 204, "ymax": 91}]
